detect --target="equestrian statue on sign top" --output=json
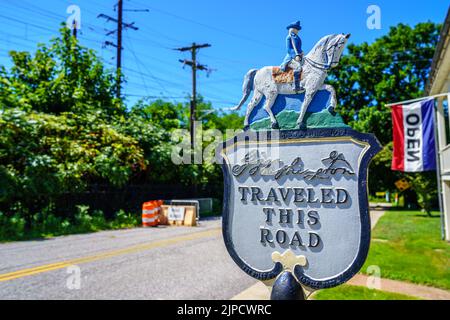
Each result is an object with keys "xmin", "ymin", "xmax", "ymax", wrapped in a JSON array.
[{"xmin": 232, "ymin": 21, "xmax": 351, "ymax": 130}]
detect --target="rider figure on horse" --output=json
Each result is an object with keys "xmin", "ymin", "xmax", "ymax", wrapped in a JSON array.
[{"xmin": 280, "ymin": 21, "xmax": 303, "ymax": 92}]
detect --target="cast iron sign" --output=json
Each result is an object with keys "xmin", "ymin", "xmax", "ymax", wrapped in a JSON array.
[{"xmin": 217, "ymin": 128, "xmax": 381, "ymax": 291}]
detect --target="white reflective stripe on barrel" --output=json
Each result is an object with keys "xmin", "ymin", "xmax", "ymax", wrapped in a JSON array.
[
  {"xmin": 142, "ymin": 209, "xmax": 158, "ymax": 214},
  {"xmin": 142, "ymin": 217, "xmax": 156, "ymax": 223}
]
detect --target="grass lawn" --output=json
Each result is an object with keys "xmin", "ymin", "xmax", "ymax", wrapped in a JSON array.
[
  {"xmin": 313, "ymin": 285, "xmax": 419, "ymax": 300},
  {"xmin": 362, "ymin": 210, "xmax": 450, "ymax": 290}
]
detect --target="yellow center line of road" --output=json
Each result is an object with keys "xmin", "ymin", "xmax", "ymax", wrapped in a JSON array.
[{"xmin": 0, "ymin": 228, "xmax": 221, "ymax": 282}]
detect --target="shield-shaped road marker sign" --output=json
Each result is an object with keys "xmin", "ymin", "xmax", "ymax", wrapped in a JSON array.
[{"xmin": 216, "ymin": 128, "xmax": 381, "ymax": 291}]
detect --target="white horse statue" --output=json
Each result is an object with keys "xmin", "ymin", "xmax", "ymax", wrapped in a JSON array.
[{"xmin": 232, "ymin": 33, "xmax": 351, "ymax": 130}]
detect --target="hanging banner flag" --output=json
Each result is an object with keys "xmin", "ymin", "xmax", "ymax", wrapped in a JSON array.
[{"xmin": 391, "ymin": 99, "xmax": 436, "ymax": 172}]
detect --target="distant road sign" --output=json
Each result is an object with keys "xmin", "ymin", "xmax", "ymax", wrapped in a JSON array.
[
  {"xmin": 168, "ymin": 206, "xmax": 185, "ymax": 221},
  {"xmin": 395, "ymin": 178, "xmax": 411, "ymax": 192}
]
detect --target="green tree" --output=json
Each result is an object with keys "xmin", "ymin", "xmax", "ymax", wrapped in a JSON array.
[
  {"xmin": 409, "ymin": 172, "xmax": 438, "ymax": 216},
  {"xmin": 328, "ymin": 22, "xmax": 441, "ymax": 208},
  {"xmin": 0, "ymin": 109, "xmax": 146, "ymax": 221},
  {"xmin": 0, "ymin": 26, "xmax": 122, "ymax": 117},
  {"xmin": 129, "ymin": 96, "xmax": 243, "ymax": 184},
  {"xmin": 330, "ymin": 22, "xmax": 440, "ymax": 143},
  {"xmin": 130, "ymin": 98, "xmax": 184, "ymax": 130},
  {"xmin": 0, "ymin": 27, "xmax": 150, "ymax": 224}
]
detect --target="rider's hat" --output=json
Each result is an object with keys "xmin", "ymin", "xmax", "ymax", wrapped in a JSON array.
[{"xmin": 286, "ymin": 21, "xmax": 302, "ymax": 31}]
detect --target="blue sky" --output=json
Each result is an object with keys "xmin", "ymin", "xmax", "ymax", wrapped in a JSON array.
[{"xmin": 0, "ymin": 0, "xmax": 448, "ymax": 110}]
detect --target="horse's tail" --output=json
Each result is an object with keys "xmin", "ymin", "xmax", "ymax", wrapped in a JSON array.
[{"xmin": 230, "ymin": 69, "xmax": 258, "ymax": 111}]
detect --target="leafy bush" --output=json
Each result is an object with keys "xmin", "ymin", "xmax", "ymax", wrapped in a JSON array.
[
  {"xmin": 0, "ymin": 212, "xmax": 26, "ymax": 240},
  {"xmin": 111, "ymin": 210, "xmax": 140, "ymax": 229},
  {"xmin": 0, "ymin": 205, "xmax": 142, "ymax": 242},
  {"xmin": 74, "ymin": 205, "xmax": 94, "ymax": 232},
  {"xmin": 91, "ymin": 210, "xmax": 108, "ymax": 231}
]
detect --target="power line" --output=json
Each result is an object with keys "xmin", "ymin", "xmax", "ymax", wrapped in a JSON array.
[
  {"xmin": 0, "ymin": 3, "xmax": 209, "ymax": 75},
  {"xmin": 125, "ymin": 80, "xmax": 162, "ymax": 91},
  {"xmin": 125, "ymin": 30, "xmax": 163, "ymax": 99},
  {"xmin": 0, "ymin": 3, "xmax": 240, "ymax": 107},
  {"xmin": 119, "ymin": 65, "xmax": 188, "ymax": 88},
  {"xmin": 124, "ymin": 32, "xmax": 179, "ymax": 103},
  {"xmin": 3, "ymin": 1, "xmax": 108, "ymax": 38},
  {"xmin": 125, "ymin": 94, "xmax": 185, "ymax": 99},
  {"xmin": 0, "ymin": 14, "xmax": 56, "ymax": 33},
  {"xmin": 132, "ymin": 1, "xmax": 278, "ymax": 49},
  {"xmin": 0, "ymin": 16, "xmax": 108, "ymax": 50}
]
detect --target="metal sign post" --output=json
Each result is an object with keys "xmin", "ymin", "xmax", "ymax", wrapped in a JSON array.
[{"xmin": 433, "ymin": 98, "xmax": 445, "ymax": 239}]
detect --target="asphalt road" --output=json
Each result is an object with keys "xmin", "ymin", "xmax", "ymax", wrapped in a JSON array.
[{"xmin": 0, "ymin": 218, "xmax": 256, "ymax": 300}]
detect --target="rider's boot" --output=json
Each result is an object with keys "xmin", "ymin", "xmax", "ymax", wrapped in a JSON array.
[{"xmin": 293, "ymin": 70, "xmax": 301, "ymax": 93}]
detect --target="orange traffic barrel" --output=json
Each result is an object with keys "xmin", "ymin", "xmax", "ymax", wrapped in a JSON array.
[{"xmin": 142, "ymin": 201, "xmax": 159, "ymax": 227}]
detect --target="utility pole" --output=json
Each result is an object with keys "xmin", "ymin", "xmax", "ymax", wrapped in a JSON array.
[
  {"xmin": 72, "ymin": 19, "xmax": 77, "ymax": 38},
  {"xmin": 98, "ymin": 1, "xmax": 141, "ymax": 98},
  {"xmin": 175, "ymin": 43, "xmax": 211, "ymax": 149},
  {"xmin": 116, "ymin": 0, "xmax": 123, "ymax": 98}
]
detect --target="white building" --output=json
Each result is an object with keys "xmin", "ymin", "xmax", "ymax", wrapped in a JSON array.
[{"xmin": 427, "ymin": 8, "xmax": 450, "ymax": 241}]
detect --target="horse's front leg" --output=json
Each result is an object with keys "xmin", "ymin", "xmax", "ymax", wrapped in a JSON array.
[
  {"xmin": 321, "ymin": 84, "xmax": 337, "ymax": 115},
  {"xmin": 243, "ymin": 90, "xmax": 264, "ymax": 131},
  {"xmin": 296, "ymin": 90, "xmax": 315, "ymax": 130},
  {"xmin": 263, "ymin": 89, "xmax": 280, "ymax": 129}
]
